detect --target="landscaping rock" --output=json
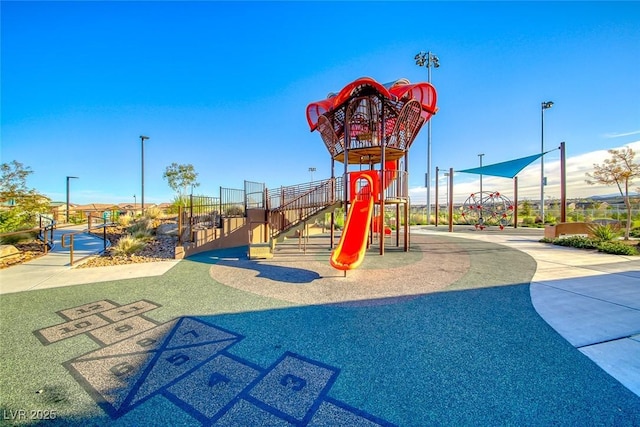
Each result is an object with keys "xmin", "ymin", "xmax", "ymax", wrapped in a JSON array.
[{"xmin": 0, "ymin": 245, "xmax": 20, "ymax": 258}]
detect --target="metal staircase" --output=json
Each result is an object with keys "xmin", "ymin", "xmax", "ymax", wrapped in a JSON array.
[{"xmin": 267, "ymin": 177, "xmax": 343, "ymax": 239}]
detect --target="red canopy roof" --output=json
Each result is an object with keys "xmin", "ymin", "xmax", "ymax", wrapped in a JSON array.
[{"xmin": 306, "ymin": 77, "xmax": 437, "ymax": 131}]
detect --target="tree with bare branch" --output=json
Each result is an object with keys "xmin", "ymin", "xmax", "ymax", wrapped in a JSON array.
[{"xmin": 586, "ymin": 147, "xmax": 640, "ymax": 240}]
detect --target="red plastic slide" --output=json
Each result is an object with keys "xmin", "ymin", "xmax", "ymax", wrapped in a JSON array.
[
  {"xmin": 329, "ymin": 173, "xmax": 375, "ymax": 271},
  {"xmin": 329, "ymin": 162, "xmax": 396, "ymax": 271}
]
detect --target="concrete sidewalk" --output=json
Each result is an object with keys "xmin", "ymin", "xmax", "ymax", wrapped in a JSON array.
[
  {"xmin": 0, "ymin": 224, "xmax": 179, "ymax": 294},
  {"xmin": 415, "ymin": 225, "xmax": 640, "ymax": 397}
]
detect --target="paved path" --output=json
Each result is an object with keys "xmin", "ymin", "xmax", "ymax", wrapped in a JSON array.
[
  {"xmin": 415, "ymin": 225, "xmax": 640, "ymax": 397},
  {"xmin": 0, "ymin": 224, "xmax": 178, "ymax": 294}
]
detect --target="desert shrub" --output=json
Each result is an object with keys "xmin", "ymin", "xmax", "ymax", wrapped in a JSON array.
[
  {"xmin": 126, "ymin": 219, "xmax": 153, "ymax": 239},
  {"xmin": 144, "ymin": 206, "xmax": 162, "ymax": 220},
  {"xmin": 111, "ymin": 235, "xmax": 145, "ymax": 256},
  {"xmin": 118, "ymin": 215, "xmax": 134, "ymax": 228},
  {"xmin": 224, "ymin": 205, "xmax": 245, "ymax": 217},
  {"xmin": 588, "ymin": 223, "xmax": 621, "ymax": 242},
  {"xmin": 597, "ymin": 241, "xmax": 639, "ymax": 256}
]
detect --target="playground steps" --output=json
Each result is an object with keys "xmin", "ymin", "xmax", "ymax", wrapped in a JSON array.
[
  {"xmin": 271, "ymin": 201, "xmax": 342, "ymax": 242},
  {"xmin": 248, "ymin": 241, "xmax": 275, "ymax": 260}
]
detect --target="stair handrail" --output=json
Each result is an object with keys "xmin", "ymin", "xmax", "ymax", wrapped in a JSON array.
[{"xmin": 267, "ymin": 177, "xmax": 343, "ymax": 237}]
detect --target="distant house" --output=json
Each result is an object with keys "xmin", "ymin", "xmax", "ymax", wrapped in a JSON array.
[{"xmin": 72, "ymin": 203, "xmax": 121, "ymax": 222}]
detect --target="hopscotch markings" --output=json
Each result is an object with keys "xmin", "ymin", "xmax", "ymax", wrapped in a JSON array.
[
  {"xmin": 162, "ymin": 317, "xmax": 240, "ymax": 349},
  {"xmin": 88, "ymin": 316, "xmax": 160, "ymax": 346},
  {"xmin": 164, "ymin": 353, "xmax": 263, "ymax": 423},
  {"xmin": 67, "ymin": 352, "xmax": 156, "ymax": 412},
  {"xmin": 128, "ymin": 340, "xmax": 238, "ymax": 407},
  {"xmin": 58, "ymin": 300, "xmax": 119, "ymax": 320},
  {"xmin": 100, "ymin": 300, "xmax": 160, "ymax": 323},
  {"xmin": 34, "ymin": 314, "xmax": 112, "ymax": 345},
  {"xmin": 37, "ymin": 300, "xmax": 396, "ymax": 426},
  {"xmin": 65, "ymin": 317, "xmax": 242, "ymax": 418},
  {"xmin": 34, "ymin": 299, "xmax": 161, "ymax": 346},
  {"xmin": 244, "ymin": 352, "xmax": 339, "ymax": 424},
  {"xmin": 74, "ymin": 320, "xmax": 176, "ymax": 361}
]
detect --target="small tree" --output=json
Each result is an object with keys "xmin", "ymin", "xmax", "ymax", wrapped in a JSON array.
[
  {"xmin": 1, "ymin": 160, "xmax": 32, "ymax": 202},
  {"xmin": 0, "ymin": 161, "xmax": 51, "ymax": 232},
  {"xmin": 520, "ymin": 200, "xmax": 533, "ymax": 217},
  {"xmin": 162, "ymin": 163, "xmax": 200, "ymax": 204},
  {"xmin": 586, "ymin": 147, "xmax": 640, "ymax": 240}
]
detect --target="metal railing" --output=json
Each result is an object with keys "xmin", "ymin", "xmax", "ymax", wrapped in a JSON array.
[
  {"xmin": 37, "ymin": 215, "xmax": 56, "ymax": 253},
  {"xmin": 177, "ymin": 196, "xmax": 220, "ymax": 245},
  {"xmin": 266, "ymin": 177, "xmax": 343, "ymax": 237}
]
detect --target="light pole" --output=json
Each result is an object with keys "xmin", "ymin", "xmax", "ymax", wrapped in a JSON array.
[
  {"xmin": 308, "ymin": 167, "xmax": 316, "ymax": 182},
  {"xmin": 478, "ymin": 153, "xmax": 484, "ymax": 222},
  {"xmin": 66, "ymin": 176, "xmax": 78, "ymax": 223},
  {"xmin": 133, "ymin": 194, "xmax": 137, "ymax": 213},
  {"xmin": 139, "ymin": 135, "xmax": 149, "ymax": 215},
  {"xmin": 415, "ymin": 51, "xmax": 439, "ymax": 224},
  {"xmin": 541, "ymin": 101, "xmax": 553, "ymax": 222}
]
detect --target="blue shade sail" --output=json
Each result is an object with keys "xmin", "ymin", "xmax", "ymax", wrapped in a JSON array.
[{"xmin": 457, "ymin": 152, "xmax": 547, "ymax": 179}]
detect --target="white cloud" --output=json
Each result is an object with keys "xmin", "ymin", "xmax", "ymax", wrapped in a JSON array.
[
  {"xmin": 411, "ymin": 140, "xmax": 640, "ymax": 205},
  {"xmin": 603, "ymin": 130, "xmax": 640, "ymax": 138}
]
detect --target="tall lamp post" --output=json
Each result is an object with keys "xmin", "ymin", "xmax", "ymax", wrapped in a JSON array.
[
  {"xmin": 415, "ymin": 51, "xmax": 439, "ymax": 224},
  {"xmin": 540, "ymin": 101, "xmax": 553, "ymax": 222},
  {"xmin": 66, "ymin": 176, "xmax": 79, "ymax": 223},
  {"xmin": 139, "ymin": 135, "xmax": 149, "ymax": 215},
  {"xmin": 308, "ymin": 167, "xmax": 316, "ymax": 182},
  {"xmin": 478, "ymin": 153, "xmax": 484, "ymax": 223}
]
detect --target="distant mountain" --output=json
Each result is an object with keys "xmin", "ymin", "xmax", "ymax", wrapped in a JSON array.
[{"xmin": 590, "ymin": 192, "xmax": 639, "ymax": 200}]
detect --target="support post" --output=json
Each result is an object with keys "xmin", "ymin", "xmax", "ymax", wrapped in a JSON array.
[
  {"xmin": 435, "ymin": 166, "xmax": 439, "ymax": 227},
  {"xmin": 514, "ymin": 176, "xmax": 518, "ymax": 229}
]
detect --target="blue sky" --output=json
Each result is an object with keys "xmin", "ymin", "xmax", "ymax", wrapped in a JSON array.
[{"xmin": 2, "ymin": 1, "xmax": 639, "ymax": 205}]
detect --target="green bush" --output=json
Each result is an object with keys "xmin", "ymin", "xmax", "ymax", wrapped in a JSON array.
[
  {"xmin": 111, "ymin": 235, "xmax": 146, "ymax": 256},
  {"xmin": 522, "ymin": 217, "xmax": 535, "ymax": 226},
  {"xmin": 597, "ymin": 241, "xmax": 639, "ymax": 256},
  {"xmin": 0, "ymin": 232, "xmax": 37, "ymax": 245},
  {"xmin": 552, "ymin": 236, "xmax": 598, "ymax": 249}
]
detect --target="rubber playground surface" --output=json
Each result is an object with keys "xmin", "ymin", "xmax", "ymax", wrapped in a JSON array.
[{"xmin": 1, "ymin": 230, "xmax": 639, "ymax": 426}]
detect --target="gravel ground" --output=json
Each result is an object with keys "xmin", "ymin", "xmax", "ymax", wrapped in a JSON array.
[
  {"xmin": 78, "ymin": 226, "xmax": 177, "ymax": 268},
  {"xmin": 0, "ymin": 241, "xmax": 47, "ymax": 269},
  {"xmin": 0, "ymin": 226, "xmax": 177, "ymax": 270}
]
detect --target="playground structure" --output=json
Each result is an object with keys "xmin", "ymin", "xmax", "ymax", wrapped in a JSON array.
[
  {"xmin": 172, "ymin": 77, "xmax": 437, "ymax": 271},
  {"xmin": 306, "ymin": 77, "xmax": 437, "ymax": 270},
  {"xmin": 460, "ymin": 191, "xmax": 514, "ymax": 230},
  {"xmin": 435, "ymin": 141, "xmax": 567, "ymax": 231}
]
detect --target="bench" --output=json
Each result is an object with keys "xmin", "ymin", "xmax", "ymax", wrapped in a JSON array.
[{"xmin": 544, "ymin": 222, "xmax": 594, "ymax": 239}]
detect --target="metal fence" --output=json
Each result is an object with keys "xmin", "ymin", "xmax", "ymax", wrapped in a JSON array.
[{"xmin": 244, "ymin": 180, "xmax": 265, "ymax": 209}]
